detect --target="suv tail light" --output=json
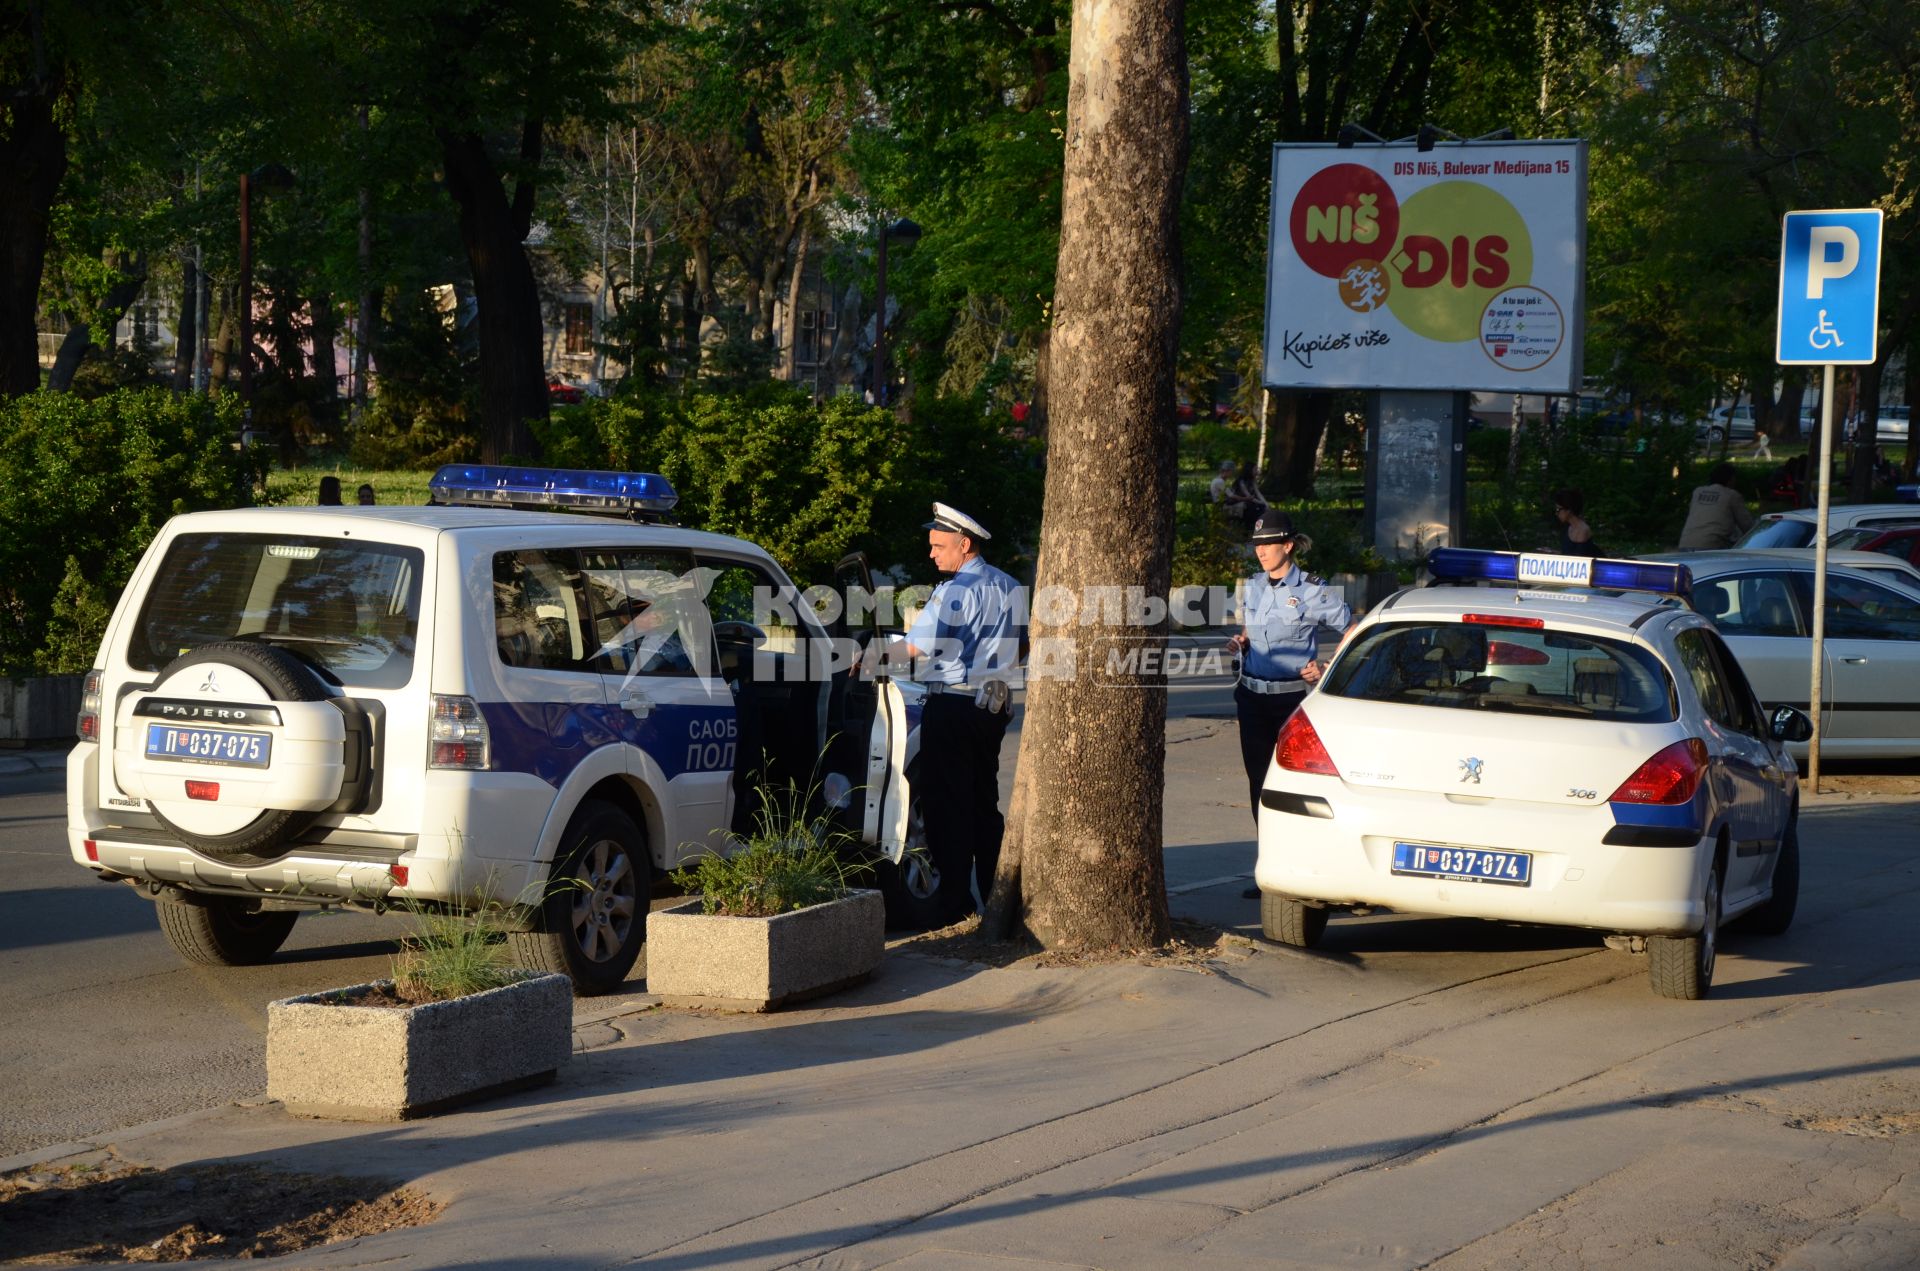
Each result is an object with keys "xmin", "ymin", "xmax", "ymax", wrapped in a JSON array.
[
  {"xmin": 1609, "ymin": 738, "xmax": 1709, "ymax": 804},
  {"xmin": 76, "ymin": 670, "xmax": 102, "ymax": 743},
  {"xmin": 429, "ymin": 695, "xmax": 491, "ymax": 770},
  {"xmin": 1275, "ymin": 710, "xmax": 1338, "ymax": 776}
]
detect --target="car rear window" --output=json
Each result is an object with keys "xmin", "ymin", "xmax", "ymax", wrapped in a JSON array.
[
  {"xmin": 1323, "ymin": 621, "xmax": 1676, "ymax": 723},
  {"xmin": 128, "ymin": 533, "xmax": 425, "ymax": 689},
  {"xmin": 1735, "ymin": 518, "xmax": 1814, "ymax": 549}
]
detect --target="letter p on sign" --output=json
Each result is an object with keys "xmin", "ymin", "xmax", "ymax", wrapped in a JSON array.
[
  {"xmin": 1777, "ymin": 209, "xmax": 1882, "ymax": 366},
  {"xmin": 1805, "ymin": 227, "xmax": 1859, "ymax": 299}
]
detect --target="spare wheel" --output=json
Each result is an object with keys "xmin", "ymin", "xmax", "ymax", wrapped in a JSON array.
[{"xmin": 113, "ymin": 641, "xmax": 349, "ymax": 862}]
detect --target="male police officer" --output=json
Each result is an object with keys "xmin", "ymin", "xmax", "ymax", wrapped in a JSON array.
[
  {"xmin": 895, "ymin": 503, "xmax": 1026, "ymax": 924},
  {"xmin": 1227, "ymin": 509, "xmax": 1351, "ymax": 896}
]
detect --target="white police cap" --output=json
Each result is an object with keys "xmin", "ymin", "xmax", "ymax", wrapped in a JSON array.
[{"xmin": 924, "ymin": 501, "xmax": 991, "ymax": 541}]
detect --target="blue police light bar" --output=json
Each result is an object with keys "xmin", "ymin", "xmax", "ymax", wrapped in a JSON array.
[
  {"xmin": 428, "ymin": 464, "xmax": 679, "ymax": 515},
  {"xmin": 1897, "ymin": 483, "xmax": 1919, "ymax": 504},
  {"xmin": 1427, "ymin": 548, "xmax": 1692, "ymax": 598}
]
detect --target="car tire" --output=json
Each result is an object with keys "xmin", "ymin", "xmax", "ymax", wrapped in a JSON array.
[
  {"xmin": 154, "ymin": 891, "xmax": 299, "ymax": 966},
  {"xmin": 508, "ymin": 801, "xmax": 647, "ymax": 996},
  {"xmin": 144, "ymin": 642, "xmax": 333, "ymax": 863},
  {"xmin": 1740, "ymin": 817, "xmax": 1799, "ymax": 936},
  {"xmin": 874, "ymin": 787, "xmax": 947, "ymax": 931},
  {"xmin": 1649, "ymin": 863, "xmax": 1720, "ymax": 1000},
  {"xmin": 1260, "ymin": 892, "xmax": 1328, "ymax": 948}
]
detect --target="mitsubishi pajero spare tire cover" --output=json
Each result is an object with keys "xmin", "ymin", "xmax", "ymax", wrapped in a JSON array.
[{"xmin": 120, "ymin": 642, "xmax": 346, "ymax": 862}]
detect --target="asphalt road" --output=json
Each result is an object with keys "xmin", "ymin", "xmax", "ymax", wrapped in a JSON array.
[{"xmin": 6, "ymin": 653, "xmax": 1911, "ymax": 1174}]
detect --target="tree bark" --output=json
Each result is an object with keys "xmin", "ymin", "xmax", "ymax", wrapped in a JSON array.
[
  {"xmin": 0, "ymin": 52, "xmax": 67, "ymax": 397},
  {"xmin": 171, "ymin": 248, "xmax": 199, "ymax": 392},
  {"xmin": 209, "ymin": 284, "xmax": 237, "ymax": 387},
  {"xmin": 1850, "ymin": 362, "xmax": 1880, "ymax": 504},
  {"xmin": 437, "ymin": 124, "xmax": 548, "ymax": 461},
  {"xmin": 310, "ymin": 292, "xmax": 338, "ymax": 428},
  {"xmin": 1003, "ymin": 0, "xmax": 1188, "ymax": 951},
  {"xmin": 782, "ymin": 219, "xmax": 811, "ymax": 381},
  {"xmin": 355, "ymin": 105, "xmax": 375, "ymax": 410}
]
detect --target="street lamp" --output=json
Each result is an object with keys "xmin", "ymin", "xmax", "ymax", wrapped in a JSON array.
[
  {"xmin": 871, "ymin": 215, "xmax": 922, "ymax": 407},
  {"xmin": 237, "ymin": 162, "xmax": 295, "ymax": 428}
]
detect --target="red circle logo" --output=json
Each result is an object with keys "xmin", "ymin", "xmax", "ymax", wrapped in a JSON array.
[{"xmin": 1289, "ymin": 165, "xmax": 1401, "ymax": 280}]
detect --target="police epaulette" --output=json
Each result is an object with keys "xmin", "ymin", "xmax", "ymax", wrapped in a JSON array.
[{"xmin": 1308, "ymin": 575, "xmax": 1325, "ymax": 585}]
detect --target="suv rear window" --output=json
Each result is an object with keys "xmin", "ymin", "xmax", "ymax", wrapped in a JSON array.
[
  {"xmin": 1736, "ymin": 518, "xmax": 1814, "ymax": 549},
  {"xmin": 129, "ymin": 533, "xmax": 424, "ymax": 688},
  {"xmin": 1323, "ymin": 621, "xmax": 1676, "ymax": 723}
]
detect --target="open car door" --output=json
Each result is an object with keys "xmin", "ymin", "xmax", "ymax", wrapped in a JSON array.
[{"xmin": 828, "ymin": 553, "xmax": 912, "ymax": 858}]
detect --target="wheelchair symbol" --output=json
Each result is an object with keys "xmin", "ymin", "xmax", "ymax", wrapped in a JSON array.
[{"xmin": 1809, "ymin": 309, "xmax": 1844, "ymax": 351}]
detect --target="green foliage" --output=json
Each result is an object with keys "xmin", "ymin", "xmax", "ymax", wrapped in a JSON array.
[
  {"xmin": 1468, "ymin": 415, "xmax": 1701, "ymax": 557},
  {"xmin": 349, "ymin": 291, "xmax": 480, "ymax": 468},
  {"xmin": 1171, "ymin": 495, "xmax": 1246, "ymax": 592},
  {"xmin": 1178, "ymin": 420, "xmax": 1258, "ymax": 473},
  {"xmin": 670, "ymin": 780, "xmax": 862, "ymax": 918},
  {"xmin": 531, "ymin": 386, "xmax": 1043, "ymax": 582},
  {"xmin": 0, "ymin": 389, "xmax": 258, "ymax": 674},
  {"xmin": 35, "ymin": 559, "xmax": 117, "ymax": 675},
  {"xmin": 389, "ymin": 893, "xmax": 519, "ymax": 1004}
]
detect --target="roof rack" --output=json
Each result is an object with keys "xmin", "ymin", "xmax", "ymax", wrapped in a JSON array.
[{"xmin": 427, "ymin": 465, "xmax": 679, "ymax": 521}]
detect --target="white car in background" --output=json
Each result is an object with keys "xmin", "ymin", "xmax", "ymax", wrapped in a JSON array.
[
  {"xmin": 1643, "ymin": 551, "xmax": 1920, "ymax": 759},
  {"xmin": 1254, "ymin": 550, "xmax": 1808, "ymax": 1000},
  {"xmin": 1735, "ymin": 504, "xmax": 1920, "ymax": 550}
]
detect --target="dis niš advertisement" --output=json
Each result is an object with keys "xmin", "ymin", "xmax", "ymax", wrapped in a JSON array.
[{"xmin": 1261, "ymin": 140, "xmax": 1588, "ymax": 394}]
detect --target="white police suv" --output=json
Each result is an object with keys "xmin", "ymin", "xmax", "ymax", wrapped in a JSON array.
[
  {"xmin": 1255, "ymin": 549, "xmax": 1810, "ymax": 999},
  {"xmin": 67, "ymin": 466, "xmax": 926, "ymax": 993}
]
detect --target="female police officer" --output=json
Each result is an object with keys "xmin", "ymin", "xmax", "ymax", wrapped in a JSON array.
[{"xmin": 1226, "ymin": 509, "xmax": 1351, "ymax": 896}]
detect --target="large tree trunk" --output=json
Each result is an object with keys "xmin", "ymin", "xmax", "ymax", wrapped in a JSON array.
[
  {"xmin": 0, "ymin": 63, "xmax": 67, "ymax": 397},
  {"xmin": 998, "ymin": 0, "xmax": 1188, "ymax": 952},
  {"xmin": 1263, "ymin": 390, "xmax": 1332, "ymax": 497},
  {"xmin": 209, "ymin": 284, "xmax": 237, "ymax": 387},
  {"xmin": 355, "ymin": 106, "xmax": 375, "ymax": 411},
  {"xmin": 437, "ymin": 125, "xmax": 548, "ymax": 461}
]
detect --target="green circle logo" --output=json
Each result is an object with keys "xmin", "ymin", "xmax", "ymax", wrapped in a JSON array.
[{"xmin": 1384, "ymin": 183, "xmax": 1533, "ymax": 342}]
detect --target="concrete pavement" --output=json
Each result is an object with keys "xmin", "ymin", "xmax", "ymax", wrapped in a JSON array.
[{"xmin": 7, "ymin": 722, "xmax": 1920, "ymax": 1268}]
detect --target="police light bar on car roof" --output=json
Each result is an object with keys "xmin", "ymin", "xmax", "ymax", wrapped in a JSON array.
[
  {"xmin": 1426, "ymin": 548, "xmax": 1692, "ymax": 599},
  {"xmin": 428, "ymin": 465, "xmax": 679, "ymax": 516}
]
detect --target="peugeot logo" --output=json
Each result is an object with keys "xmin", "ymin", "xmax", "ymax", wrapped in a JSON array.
[
  {"xmin": 199, "ymin": 669, "xmax": 221, "ymax": 694},
  {"xmin": 1459, "ymin": 757, "xmax": 1483, "ymax": 784}
]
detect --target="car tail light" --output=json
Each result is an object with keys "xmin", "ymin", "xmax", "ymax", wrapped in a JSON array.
[
  {"xmin": 429, "ymin": 695, "xmax": 491, "ymax": 770},
  {"xmin": 1609, "ymin": 738, "xmax": 1710, "ymax": 804},
  {"xmin": 83, "ymin": 839, "xmax": 99, "ymax": 862},
  {"xmin": 388, "ymin": 864, "xmax": 409, "ymax": 887},
  {"xmin": 76, "ymin": 670, "xmax": 102, "ymax": 742},
  {"xmin": 1275, "ymin": 711, "xmax": 1338, "ymax": 776}
]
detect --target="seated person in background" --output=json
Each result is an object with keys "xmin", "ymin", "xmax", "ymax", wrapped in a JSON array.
[{"xmin": 1678, "ymin": 462, "xmax": 1754, "ymax": 550}]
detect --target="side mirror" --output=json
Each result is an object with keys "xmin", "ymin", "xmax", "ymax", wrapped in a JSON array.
[{"xmin": 1769, "ymin": 705, "xmax": 1813, "ymax": 743}]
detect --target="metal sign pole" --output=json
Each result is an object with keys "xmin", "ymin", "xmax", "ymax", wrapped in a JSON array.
[{"xmin": 1807, "ymin": 362, "xmax": 1836, "ymax": 791}]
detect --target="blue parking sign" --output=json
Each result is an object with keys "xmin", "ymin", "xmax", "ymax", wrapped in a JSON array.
[{"xmin": 1777, "ymin": 209, "xmax": 1882, "ymax": 366}]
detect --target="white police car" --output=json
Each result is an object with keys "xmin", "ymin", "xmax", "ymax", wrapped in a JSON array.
[
  {"xmin": 67, "ymin": 466, "xmax": 928, "ymax": 993},
  {"xmin": 1255, "ymin": 549, "xmax": 1810, "ymax": 999}
]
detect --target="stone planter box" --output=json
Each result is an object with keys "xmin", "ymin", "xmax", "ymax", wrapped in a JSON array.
[
  {"xmin": 647, "ymin": 889, "xmax": 884, "ymax": 1012},
  {"xmin": 266, "ymin": 971, "xmax": 572, "ymax": 1121},
  {"xmin": 0, "ymin": 674, "xmax": 83, "ymax": 745}
]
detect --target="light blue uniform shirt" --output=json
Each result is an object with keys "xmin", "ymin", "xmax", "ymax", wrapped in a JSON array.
[
  {"xmin": 1238, "ymin": 566, "xmax": 1352, "ymax": 681},
  {"xmin": 906, "ymin": 557, "xmax": 1026, "ymax": 685}
]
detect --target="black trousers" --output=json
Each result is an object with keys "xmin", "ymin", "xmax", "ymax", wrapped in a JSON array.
[
  {"xmin": 918, "ymin": 692, "xmax": 1014, "ymax": 923},
  {"xmin": 1235, "ymin": 682, "xmax": 1307, "ymax": 826}
]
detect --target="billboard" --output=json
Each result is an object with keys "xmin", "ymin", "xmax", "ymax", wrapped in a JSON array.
[{"xmin": 1262, "ymin": 140, "xmax": 1588, "ymax": 393}]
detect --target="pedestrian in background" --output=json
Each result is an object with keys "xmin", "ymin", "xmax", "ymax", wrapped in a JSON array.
[
  {"xmin": 1209, "ymin": 460, "xmax": 1235, "ymax": 505},
  {"xmin": 1226, "ymin": 464, "xmax": 1269, "ymax": 533},
  {"xmin": 1677, "ymin": 462, "xmax": 1754, "ymax": 550},
  {"xmin": 1227, "ymin": 509, "xmax": 1351, "ymax": 898},
  {"xmin": 1553, "ymin": 488, "xmax": 1598, "ymax": 557},
  {"xmin": 893, "ymin": 503, "xmax": 1026, "ymax": 925},
  {"xmin": 357, "ymin": 483, "xmax": 376, "ymax": 506},
  {"xmin": 317, "ymin": 476, "xmax": 343, "ymax": 506}
]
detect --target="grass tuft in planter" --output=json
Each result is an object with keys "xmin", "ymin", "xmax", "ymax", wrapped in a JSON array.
[
  {"xmin": 387, "ymin": 892, "xmax": 521, "ymax": 1005},
  {"xmin": 652, "ymin": 778, "xmax": 884, "ymax": 1010}
]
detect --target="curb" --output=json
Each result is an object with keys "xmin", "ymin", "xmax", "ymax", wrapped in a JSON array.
[{"xmin": 0, "ymin": 993, "xmax": 665, "ymax": 1177}]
